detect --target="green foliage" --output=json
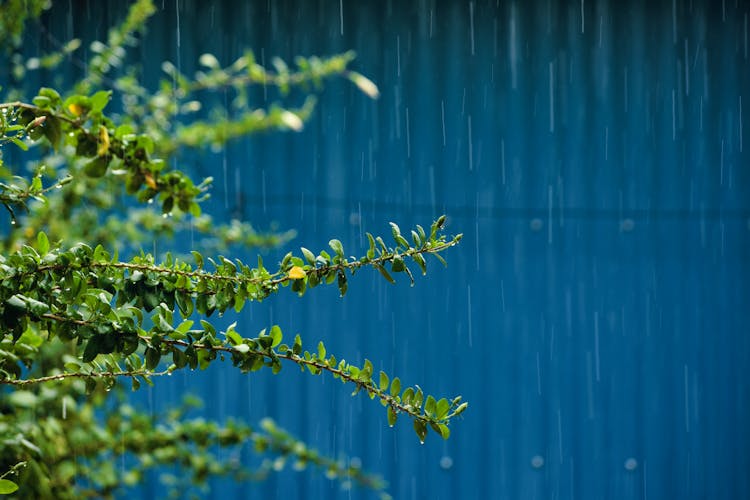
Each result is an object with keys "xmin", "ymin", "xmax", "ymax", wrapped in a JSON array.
[{"xmin": 0, "ymin": 0, "xmax": 466, "ymax": 497}]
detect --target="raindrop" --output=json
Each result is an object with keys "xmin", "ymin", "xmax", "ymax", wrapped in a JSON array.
[
  {"xmin": 625, "ymin": 457, "xmax": 638, "ymax": 471},
  {"xmin": 439, "ymin": 456, "xmax": 453, "ymax": 470},
  {"xmin": 531, "ymin": 455, "xmax": 545, "ymax": 469},
  {"xmin": 350, "ymin": 457, "xmax": 362, "ymax": 469},
  {"xmin": 62, "ymin": 398, "xmax": 67, "ymax": 419},
  {"xmin": 530, "ymin": 218, "xmax": 543, "ymax": 231},
  {"xmin": 620, "ymin": 218, "xmax": 635, "ymax": 232}
]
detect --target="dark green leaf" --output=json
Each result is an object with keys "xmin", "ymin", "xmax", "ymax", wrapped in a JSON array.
[
  {"xmin": 413, "ymin": 419, "xmax": 427, "ymax": 443},
  {"xmin": 375, "ymin": 264, "xmax": 395, "ymax": 284},
  {"xmin": 84, "ymin": 156, "xmax": 110, "ymax": 177},
  {"xmin": 387, "ymin": 406, "xmax": 397, "ymax": 427},
  {"xmin": 172, "ymin": 348, "xmax": 187, "ymax": 368},
  {"xmin": 82, "ymin": 336, "xmax": 101, "ymax": 363},
  {"xmin": 145, "ymin": 346, "xmax": 161, "ymax": 370}
]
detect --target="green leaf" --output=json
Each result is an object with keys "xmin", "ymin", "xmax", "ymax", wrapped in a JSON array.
[
  {"xmin": 387, "ymin": 405, "xmax": 397, "ymax": 427},
  {"xmin": 328, "ymin": 239, "xmax": 344, "ymax": 257},
  {"xmin": 43, "ymin": 116, "xmax": 62, "ymax": 148},
  {"xmin": 379, "ymin": 371, "xmax": 389, "ymax": 391},
  {"xmin": 337, "ymin": 271, "xmax": 347, "ymax": 297},
  {"xmin": 145, "ymin": 346, "xmax": 161, "ymax": 370},
  {"xmin": 411, "ymin": 253, "xmax": 427, "ymax": 275},
  {"xmin": 424, "ymin": 395, "xmax": 437, "ymax": 417},
  {"xmin": 454, "ymin": 402, "xmax": 469, "ymax": 416},
  {"xmin": 317, "ymin": 341, "xmax": 326, "ymax": 360},
  {"xmin": 300, "ymin": 247, "xmax": 316, "ymax": 265},
  {"xmin": 8, "ymin": 390, "xmax": 37, "ymax": 408},
  {"xmin": 172, "ymin": 348, "xmax": 187, "ymax": 368},
  {"xmin": 82, "ymin": 336, "xmax": 101, "ymax": 363},
  {"xmin": 90, "ymin": 90, "xmax": 112, "ymax": 112},
  {"xmin": 0, "ymin": 479, "xmax": 19, "ymax": 494},
  {"xmin": 391, "ymin": 255, "xmax": 405, "ymax": 273},
  {"xmin": 292, "ymin": 334, "xmax": 302, "ymax": 355},
  {"xmin": 84, "ymin": 156, "xmax": 110, "ymax": 177},
  {"xmin": 390, "ymin": 377, "xmax": 401, "ymax": 397},
  {"xmin": 37, "ymin": 231, "xmax": 49, "ymax": 254},
  {"xmin": 10, "ymin": 137, "xmax": 28, "ymax": 151},
  {"xmin": 269, "ymin": 325, "xmax": 282, "ymax": 347},
  {"xmin": 430, "ymin": 422, "xmax": 451, "ymax": 439},
  {"xmin": 413, "ymin": 419, "xmax": 427, "ymax": 443},
  {"xmin": 436, "ymin": 398, "xmax": 451, "ymax": 419},
  {"xmin": 366, "ymin": 232, "xmax": 376, "ymax": 259},
  {"xmin": 191, "ymin": 250, "xmax": 204, "ymax": 269},
  {"xmin": 374, "ymin": 264, "xmax": 395, "ymax": 284}
]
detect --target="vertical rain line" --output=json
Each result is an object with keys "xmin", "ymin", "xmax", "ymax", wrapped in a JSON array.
[
  {"xmin": 581, "ymin": 0, "xmax": 585, "ymax": 33},
  {"xmin": 549, "ymin": 61, "xmax": 555, "ymax": 132},
  {"xmin": 468, "ymin": 115, "xmax": 474, "ymax": 171},
  {"xmin": 406, "ymin": 107, "xmax": 411, "ymax": 158},
  {"xmin": 469, "ymin": 1, "xmax": 476, "ymax": 56},
  {"xmin": 557, "ymin": 409, "xmax": 563, "ymax": 463},
  {"xmin": 501, "ymin": 139, "xmax": 506, "ymax": 184},
  {"xmin": 586, "ymin": 352, "xmax": 595, "ymax": 418},
  {"xmin": 594, "ymin": 311, "xmax": 600, "ymax": 382},
  {"xmin": 745, "ymin": 12, "xmax": 748, "ymax": 59},
  {"xmin": 536, "ymin": 352, "xmax": 542, "ymax": 395},
  {"xmin": 441, "ymin": 100, "xmax": 446, "ymax": 146},
  {"xmin": 672, "ymin": 89, "xmax": 677, "ymax": 141},
  {"xmin": 467, "ymin": 285, "xmax": 473, "ymax": 347},
  {"xmin": 175, "ymin": 0, "xmax": 181, "ymax": 48},
  {"xmin": 624, "ymin": 66, "xmax": 629, "ymax": 113},
  {"xmin": 684, "ymin": 364, "xmax": 690, "ymax": 432},
  {"xmin": 548, "ymin": 185, "xmax": 553, "ymax": 244},
  {"xmin": 672, "ymin": 0, "xmax": 677, "ymax": 44},
  {"xmin": 604, "ymin": 127, "xmax": 609, "ymax": 161},
  {"xmin": 740, "ymin": 96, "xmax": 743, "ymax": 152},
  {"xmin": 510, "ymin": 4, "xmax": 518, "ymax": 89},
  {"xmin": 684, "ymin": 39, "xmax": 690, "ymax": 96},
  {"xmin": 339, "ymin": 0, "xmax": 344, "ymax": 35}
]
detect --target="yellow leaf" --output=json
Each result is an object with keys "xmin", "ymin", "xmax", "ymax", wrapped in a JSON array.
[
  {"xmin": 144, "ymin": 172, "xmax": 157, "ymax": 189},
  {"xmin": 97, "ymin": 125, "xmax": 110, "ymax": 156},
  {"xmin": 67, "ymin": 103, "xmax": 84, "ymax": 116},
  {"xmin": 288, "ymin": 266, "xmax": 306, "ymax": 280}
]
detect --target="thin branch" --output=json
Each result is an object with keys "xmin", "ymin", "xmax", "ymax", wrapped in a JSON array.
[{"xmin": 0, "ymin": 368, "xmax": 171, "ymax": 386}]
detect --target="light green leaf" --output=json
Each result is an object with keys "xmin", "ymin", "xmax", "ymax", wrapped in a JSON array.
[
  {"xmin": 270, "ymin": 325, "xmax": 282, "ymax": 347},
  {"xmin": 37, "ymin": 231, "xmax": 49, "ymax": 254},
  {"xmin": 379, "ymin": 371, "xmax": 389, "ymax": 391},
  {"xmin": 390, "ymin": 377, "xmax": 401, "ymax": 397},
  {"xmin": 328, "ymin": 239, "xmax": 344, "ymax": 257},
  {"xmin": 0, "ymin": 479, "xmax": 19, "ymax": 494}
]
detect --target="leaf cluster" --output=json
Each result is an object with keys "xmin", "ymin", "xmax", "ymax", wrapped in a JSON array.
[{"xmin": 0, "ymin": 0, "xmax": 465, "ymax": 496}]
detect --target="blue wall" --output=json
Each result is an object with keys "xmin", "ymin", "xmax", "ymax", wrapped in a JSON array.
[{"xmin": 32, "ymin": 1, "xmax": 750, "ymax": 498}]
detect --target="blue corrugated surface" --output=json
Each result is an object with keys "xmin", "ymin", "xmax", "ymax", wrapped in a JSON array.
[{"xmin": 29, "ymin": 1, "xmax": 750, "ymax": 498}]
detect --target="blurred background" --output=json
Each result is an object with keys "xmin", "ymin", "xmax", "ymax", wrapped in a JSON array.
[{"xmin": 28, "ymin": 0, "xmax": 750, "ymax": 498}]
